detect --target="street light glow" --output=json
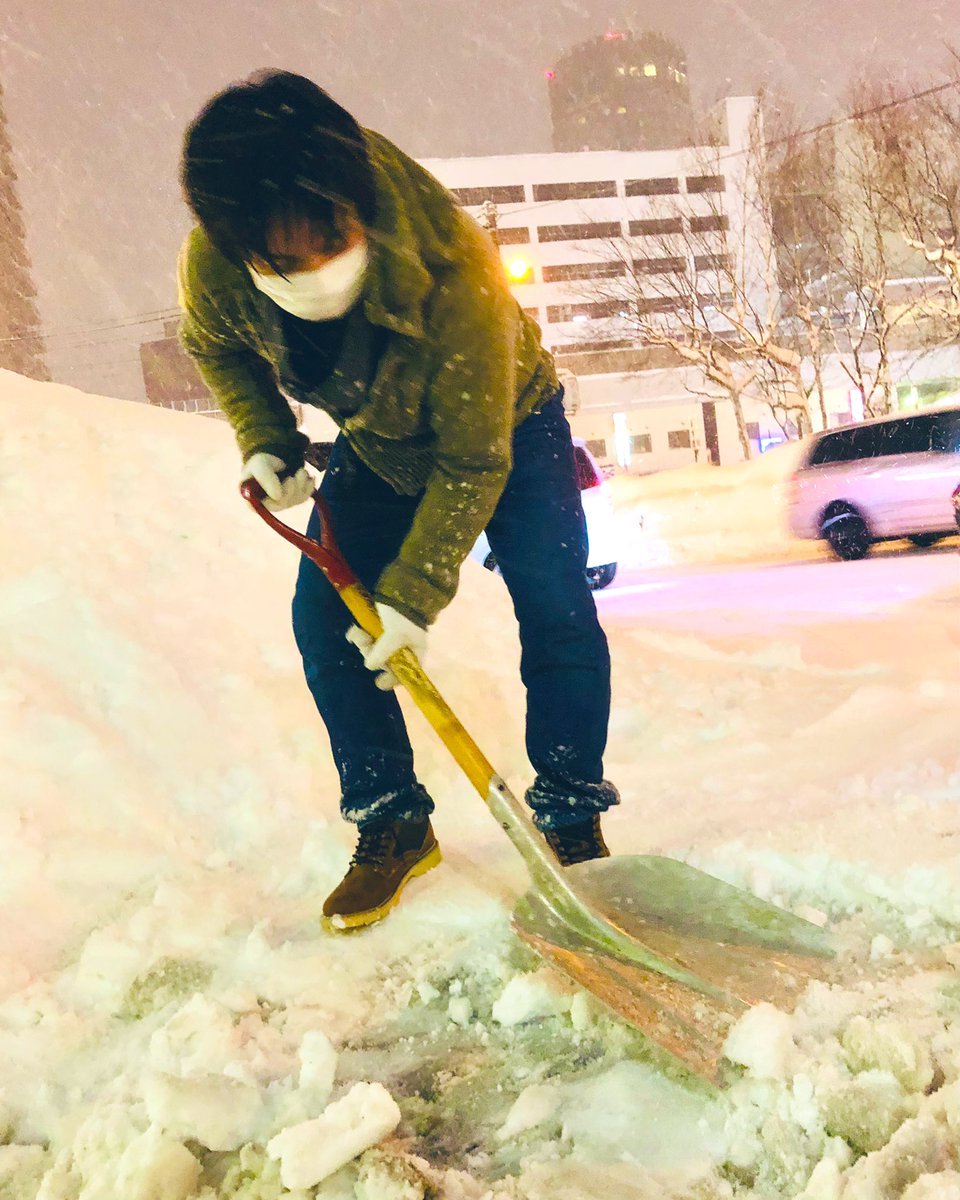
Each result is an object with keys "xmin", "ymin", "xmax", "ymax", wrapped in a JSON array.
[{"xmin": 505, "ymin": 257, "xmax": 533, "ymax": 282}]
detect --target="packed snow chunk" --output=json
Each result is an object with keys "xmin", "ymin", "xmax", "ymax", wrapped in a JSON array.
[
  {"xmin": 355, "ymin": 1147, "xmax": 436, "ymax": 1200},
  {"xmin": 143, "ymin": 1071, "xmax": 263, "ymax": 1151},
  {"xmin": 51, "ymin": 1113, "xmax": 201, "ymax": 1200},
  {"xmin": 797, "ymin": 1157, "xmax": 843, "ymax": 1200},
  {"xmin": 496, "ymin": 1083, "xmax": 561, "ymax": 1142},
  {"xmin": 0, "ymin": 1145, "xmax": 47, "ymax": 1193},
  {"xmin": 490, "ymin": 968, "xmax": 570, "ymax": 1027},
  {"xmin": 148, "ymin": 993, "xmax": 293, "ymax": 1086},
  {"xmin": 724, "ymin": 1001, "xmax": 797, "ymax": 1079},
  {"xmin": 266, "ymin": 1082, "xmax": 402, "ymax": 1190},
  {"xmin": 942, "ymin": 1080, "xmax": 960, "ymax": 1133},
  {"xmin": 298, "ymin": 1028, "xmax": 338, "ymax": 1103},
  {"xmin": 841, "ymin": 1014, "xmax": 935, "ymax": 1092},
  {"xmin": 902, "ymin": 1173, "xmax": 960, "ymax": 1200},
  {"xmin": 820, "ymin": 1069, "xmax": 915, "ymax": 1154},
  {"xmin": 114, "ymin": 1126, "xmax": 201, "ymax": 1200},
  {"xmin": 840, "ymin": 1114, "xmax": 954, "ymax": 1200}
]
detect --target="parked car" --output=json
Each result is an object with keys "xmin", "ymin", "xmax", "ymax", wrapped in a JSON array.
[
  {"xmin": 787, "ymin": 405, "xmax": 960, "ymax": 560},
  {"xmin": 470, "ymin": 438, "xmax": 619, "ymax": 589}
]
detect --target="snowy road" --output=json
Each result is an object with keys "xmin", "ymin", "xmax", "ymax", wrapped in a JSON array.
[{"xmin": 597, "ymin": 540, "xmax": 960, "ymax": 635}]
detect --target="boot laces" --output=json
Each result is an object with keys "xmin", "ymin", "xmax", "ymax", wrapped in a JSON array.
[{"xmin": 351, "ymin": 824, "xmax": 394, "ymax": 868}]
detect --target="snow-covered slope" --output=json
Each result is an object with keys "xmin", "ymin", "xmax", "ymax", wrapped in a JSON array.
[{"xmin": 1, "ymin": 370, "xmax": 959, "ymax": 1198}]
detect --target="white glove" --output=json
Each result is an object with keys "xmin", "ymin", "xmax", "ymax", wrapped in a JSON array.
[
  {"xmin": 241, "ymin": 452, "xmax": 316, "ymax": 512},
  {"xmin": 346, "ymin": 602, "xmax": 428, "ymax": 691}
]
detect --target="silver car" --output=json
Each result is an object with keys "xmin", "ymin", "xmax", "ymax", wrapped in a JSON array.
[{"xmin": 787, "ymin": 405, "xmax": 960, "ymax": 560}]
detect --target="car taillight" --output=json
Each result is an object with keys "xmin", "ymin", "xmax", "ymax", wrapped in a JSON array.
[{"xmin": 573, "ymin": 446, "xmax": 603, "ymax": 490}]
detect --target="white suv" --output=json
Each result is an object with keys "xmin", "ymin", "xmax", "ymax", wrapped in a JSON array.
[
  {"xmin": 787, "ymin": 405, "xmax": 960, "ymax": 559},
  {"xmin": 470, "ymin": 439, "xmax": 619, "ymax": 589}
]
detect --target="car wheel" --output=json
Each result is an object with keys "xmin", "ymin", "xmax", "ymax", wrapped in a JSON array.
[
  {"xmin": 908, "ymin": 533, "xmax": 943, "ymax": 549},
  {"xmin": 585, "ymin": 563, "xmax": 617, "ymax": 590},
  {"xmin": 821, "ymin": 505, "xmax": 871, "ymax": 560}
]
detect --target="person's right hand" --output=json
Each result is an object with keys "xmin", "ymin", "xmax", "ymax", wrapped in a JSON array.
[{"xmin": 240, "ymin": 453, "xmax": 316, "ymax": 511}]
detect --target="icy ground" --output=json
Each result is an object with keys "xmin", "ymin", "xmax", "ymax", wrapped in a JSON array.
[{"xmin": 1, "ymin": 368, "xmax": 959, "ymax": 1199}]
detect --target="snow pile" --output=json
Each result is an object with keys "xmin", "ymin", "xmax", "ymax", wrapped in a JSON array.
[
  {"xmin": 1, "ymin": 370, "xmax": 959, "ymax": 1199},
  {"xmin": 610, "ymin": 439, "xmax": 813, "ymax": 568}
]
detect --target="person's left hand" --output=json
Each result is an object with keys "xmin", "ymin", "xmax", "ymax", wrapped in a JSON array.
[{"xmin": 346, "ymin": 602, "xmax": 428, "ymax": 690}]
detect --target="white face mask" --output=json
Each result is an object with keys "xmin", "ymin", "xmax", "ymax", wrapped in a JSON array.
[{"xmin": 248, "ymin": 238, "xmax": 369, "ymax": 322}]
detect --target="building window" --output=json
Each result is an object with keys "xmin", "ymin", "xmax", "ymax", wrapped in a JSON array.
[
  {"xmin": 631, "ymin": 433, "xmax": 653, "ymax": 453},
  {"xmin": 533, "ymin": 180, "xmax": 617, "ymax": 201},
  {"xmin": 542, "ymin": 261, "xmax": 626, "ymax": 282},
  {"xmin": 452, "ymin": 185, "xmax": 525, "ymax": 205},
  {"xmin": 546, "ymin": 300, "xmax": 625, "ymax": 323},
  {"xmin": 629, "ymin": 217, "xmax": 684, "ymax": 236},
  {"xmin": 668, "ymin": 429, "xmax": 692, "ymax": 449},
  {"xmin": 689, "ymin": 215, "xmax": 729, "ymax": 234},
  {"xmin": 632, "ymin": 256, "xmax": 687, "ymax": 275},
  {"xmin": 686, "ymin": 175, "xmax": 726, "ymax": 194},
  {"xmin": 617, "ymin": 106, "xmax": 627, "ymax": 115},
  {"xmin": 538, "ymin": 221, "xmax": 623, "ymax": 243},
  {"xmin": 697, "ymin": 292, "xmax": 735, "ymax": 309},
  {"xmin": 694, "ymin": 253, "xmax": 732, "ymax": 272},
  {"xmin": 626, "ymin": 177, "xmax": 680, "ymax": 196},
  {"xmin": 553, "ymin": 338, "xmax": 635, "ymax": 353},
  {"xmin": 522, "ymin": 307, "xmax": 541, "ymax": 321},
  {"xmin": 495, "ymin": 226, "xmax": 530, "ymax": 245},
  {"xmin": 644, "ymin": 63, "xmax": 657, "ymax": 77},
  {"xmin": 638, "ymin": 296, "xmax": 683, "ymax": 315},
  {"xmin": 586, "ymin": 438, "xmax": 608, "ymax": 458},
  {"xmin": 746, "ymin": 422, "xmax": 761, "ymax": 440}
]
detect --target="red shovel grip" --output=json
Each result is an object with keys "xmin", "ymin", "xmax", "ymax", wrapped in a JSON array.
[{"xmin": 239, "ymin": 480, "xmax": 358, "ymax": 592}]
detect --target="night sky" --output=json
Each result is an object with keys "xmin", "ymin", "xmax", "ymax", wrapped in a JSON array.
[{"xmin": 2, "ymin": 0, "xmax": 958, "ymax": 370}]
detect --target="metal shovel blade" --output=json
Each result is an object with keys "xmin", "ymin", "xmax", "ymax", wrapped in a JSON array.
[{"xmin": 513, "ymin": 854, "xmax": 835, "ymax": 1084}]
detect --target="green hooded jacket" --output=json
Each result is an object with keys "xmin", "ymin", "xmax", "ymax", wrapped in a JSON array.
[{"xmin": 177, "ymin": 129, "xmax": 558, "ymax": 628}]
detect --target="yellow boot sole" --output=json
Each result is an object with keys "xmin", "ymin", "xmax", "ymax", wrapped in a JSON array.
[{"xmin": 321, "ymin": 843, "xmax": 443, "ymax": 932}]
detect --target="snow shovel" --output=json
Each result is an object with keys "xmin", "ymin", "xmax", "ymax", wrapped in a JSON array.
[{"xmin": 242, "ymin": 482, "xmax": 835, "ymax": 1084}]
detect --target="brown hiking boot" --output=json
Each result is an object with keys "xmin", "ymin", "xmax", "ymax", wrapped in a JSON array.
[
  {"xmin": 544, "ymin": 815, "xmax": 610, "ymax": 867},
  {"xmin": 322, "ymin": 816, "xmax": 441, "ymax": 930}
]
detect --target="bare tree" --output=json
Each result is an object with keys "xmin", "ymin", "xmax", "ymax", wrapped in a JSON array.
[
  {"xmin": 855, "ymin": 68, "xmax": 960, "ymax": 343},
  {"xmin": 569, "ymin": 81, "xmax": 958, "ymax": 446},
  {"xmin": 573, "ymin": 102, "xmax": 812, "ymax": 458}
]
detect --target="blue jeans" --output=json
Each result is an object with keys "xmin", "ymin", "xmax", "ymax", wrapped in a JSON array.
[{"xmin": 291, "ymin": 393, "xmax": 618, "ymax": 831}]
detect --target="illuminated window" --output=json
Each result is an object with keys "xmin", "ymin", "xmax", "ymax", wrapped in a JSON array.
[
  {"xmin": 617, "ymin": 66, "xmax": 626, "ymax": 75},
  {"xmin": 644, "ymin": 63, "xmax": 657, "ymax": 77},
  {"xmin": 617, "ymin": 106, "xmax": 627, "ymax": 114}
]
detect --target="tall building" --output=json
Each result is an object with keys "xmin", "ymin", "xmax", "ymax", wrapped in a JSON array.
[
  {"xmin": 0, "ymin": 77, "xmax": 48, "ymax": 381},
  {"xmin": 547, "ymin": 30, "xmax": 694, "ymax": 153},
  {"xmin": 420, "ymin": 98, "xmax": 769, "ymax": 469}
]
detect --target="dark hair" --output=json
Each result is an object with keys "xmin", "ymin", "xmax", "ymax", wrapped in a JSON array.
[{"xmin": 181, "ymin": 70, "xmax": 376, "ymax": 268}]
